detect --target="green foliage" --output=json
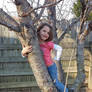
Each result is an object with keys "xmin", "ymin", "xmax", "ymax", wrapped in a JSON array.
[
  {"xmin": 72, "ymin": 0, "xmax": 82, "ymax": 17},
  {"xmin": 87, "ymin": 11, "xmax": 92, "ymax": 21},
  {"xmin": 72, "ymin": 0, "xmax": 92, "ymax": 21}
]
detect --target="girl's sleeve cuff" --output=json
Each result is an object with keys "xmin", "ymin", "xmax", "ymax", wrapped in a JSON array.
[
  {"xmin": 21, "ymin": 52, "xmax": 26, "ymax": 58},
  {"xmin": 53, "ymin": 57, "xmax": 60, "ymax": 61},
  {"xmin": 53, "ymin": 44, "xmax": 62, "ymax": 61}
]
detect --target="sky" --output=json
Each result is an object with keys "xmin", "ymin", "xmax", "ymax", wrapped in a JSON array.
[
  {"xmin": 0, "ymin": 0, "xmax": 76, "ymax": 20},
  {"xmin": 0, "ymin": 0, "xmax": 17, "ymax": 16}
]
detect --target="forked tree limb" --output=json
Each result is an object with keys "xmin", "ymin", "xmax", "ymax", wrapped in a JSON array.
[{"xmin": 0, "ymin": 8, "xmax": 21, "ymax": 32}]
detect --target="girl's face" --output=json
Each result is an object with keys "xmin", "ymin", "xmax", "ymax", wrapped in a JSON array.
[{"xmin": 39, "ymin": 26, "xmax": 50, "ymax": 41}]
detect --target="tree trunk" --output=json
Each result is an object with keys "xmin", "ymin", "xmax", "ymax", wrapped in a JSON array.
[
  {"xmin": 15, "ymin": 0, "xmax": 58, "ymax": 92},
  {"xmin": 27, "ymin": 32, "xmax": 57, "ymax": 92},
  {"xmin": 72, "ymin": 39, "xmax": 86, "ymax": 92}
]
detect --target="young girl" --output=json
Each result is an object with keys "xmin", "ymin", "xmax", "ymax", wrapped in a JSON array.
[{"xmin": 21, "ymin": 23, "xmax": 68, "ymax": 92}]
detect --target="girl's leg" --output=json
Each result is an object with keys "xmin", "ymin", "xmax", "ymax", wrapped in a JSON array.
[
  {"xmin": 47, "ymin": 63, "xmax": 68, "ymax": 92},
  {"xmin": 54, "ymin": 80, "xmax": 68, "ymax": 92}
]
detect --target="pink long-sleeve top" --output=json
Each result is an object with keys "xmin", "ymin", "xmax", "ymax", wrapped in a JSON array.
[{"xmin": 40, "ymin": 41, "xmax": 62, "ymax": 67}]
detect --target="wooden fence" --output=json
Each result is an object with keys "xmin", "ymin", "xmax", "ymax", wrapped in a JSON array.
[
  {"xmin": 61, "ymin": 42, "xmax": 90, "ymax": 86},
  {"xmin": 0, "ymin": 25, "xmax": 92, "ymax": 92},
  {"xmin": 0, "ymin": 25, "xmax": 40, "ymax": 92}
]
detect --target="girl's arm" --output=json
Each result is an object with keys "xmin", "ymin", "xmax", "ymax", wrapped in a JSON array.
[{"xmin": 53, "ymin": 44, "xmax": 62, "ymax": 61}]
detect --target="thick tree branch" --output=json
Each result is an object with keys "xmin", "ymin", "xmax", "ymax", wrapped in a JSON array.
[
  {"xmin": 0, "ymin": 8, "xmax": 29, "ymax": 51},
  {"xmin": 80, "ymin": 0, "xmax": 86, "ymax": 7},
  {"xmin": 86, "ymin": 1, "xmax": 92, "ymax": 17},
  {"xmin": 0, "ymin": 8, "xmax": 21, "ymax": 32},
  {"xmin": 80, "ymin": 0, "xmax": 86, "ymax": 17},
  {"xmin": 79, "ymin": 1, "xmax": 89, "ymax": 35},
  {"xmin": 79, "ymin": 1, "xmax": 92, "ymax": 41}
]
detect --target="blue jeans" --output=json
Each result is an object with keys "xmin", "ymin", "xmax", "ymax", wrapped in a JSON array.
[{"xmin": 47, "ymin": 63, "xmax": 68, "ymax": 92}]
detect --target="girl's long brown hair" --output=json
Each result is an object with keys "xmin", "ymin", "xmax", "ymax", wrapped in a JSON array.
[{"xmin": 37, "ymin": 23, "xmax": 53, "ymax": 42}]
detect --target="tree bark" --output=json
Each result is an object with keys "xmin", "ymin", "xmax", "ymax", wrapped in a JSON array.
[
  {"xmin": 72, "ymin": 39, "xmax": 86, "ymax": 92},
  {"xmin": 0, "ymin": 8, "xmax": 20, "ymax": 32}
]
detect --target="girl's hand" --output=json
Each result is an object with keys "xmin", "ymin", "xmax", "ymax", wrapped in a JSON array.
[{"xmin": 21, "ymin": 46, "xmax": 32, "ymax": 57}]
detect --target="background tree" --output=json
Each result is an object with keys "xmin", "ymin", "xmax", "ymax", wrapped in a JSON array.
[
  {"xmin": 71, "ymin": 0, "xmax": 92, "ymax": 92},
  {"xmin": 72, "ymin": 0, "xmax": 92, "ymax": 20}
]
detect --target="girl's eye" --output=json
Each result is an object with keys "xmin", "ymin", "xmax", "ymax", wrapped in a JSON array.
[
  {"xmin": 43, "ymin": 30, "xmax": 49, "ymax": 34},
  {"xmin": 43, "ymin": 30, "xmax": 46, "ymax": 32}
]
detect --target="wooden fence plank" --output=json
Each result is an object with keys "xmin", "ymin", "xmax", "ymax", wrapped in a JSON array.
[
  {"xmin": 0, "ymin": 75, "xmax": 35, "ymax": 83},
  {"xmin": 0, "ymin": 44, "xmax": 21, "ymax": 50},
  {"xmin": 88, "ymin": 54, "xmax": 92, "ymax": 89},
  {"xmin": 0, "ymin": 81, "xmax": 37, "ymax": 89},
  {"xmin": 0, "ymin": 57, "xmax": 27, "ymax": 62},
  {"xmin": 0, "ymin": 71, "xmax": 33, "ymax": 76}
]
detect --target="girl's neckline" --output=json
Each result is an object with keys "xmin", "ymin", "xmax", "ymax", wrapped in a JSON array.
[
  {"xmin": 40, "ymin": 42, "xmax": 46, "ymax": 45},
  {"xmin": 40, "ymin": 41, "xmax": 49, "ymax": 45}
]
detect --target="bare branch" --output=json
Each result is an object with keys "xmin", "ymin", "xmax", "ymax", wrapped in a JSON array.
[
  {"xmin": 86, "ymin": 1, "xmax": 92, "ymax": 17},
  {"xmin": 58, "ymin": 18, "xmax": 79, "ymax": 42},
  {"xmin": 33, "ymin": 0, "xmax": 47, "ymax": 23},
  {"xmin": 80, "ymin": 0, "xmax": 86, "ymax": 13},
  {"xmin": 0, "ymin": 8, "xmax": 21, "ymax": 32},
  {"xmin": 37, "ymin": 0, "xmax": 40, "ymax": 8},
  {"xmin": 79, "ymin": 1, "xmax": 89, "ymax": 35},
  {"xmin": 80, "ymin": 0, "xmax": 86, "ymax": 18},
  {"xmin": 78, "ymin": 1, "xmax": 92, "ymax": 41},
  {"xmin": 22, "ymin": 0, "xmax": 63, "ymax": 17}
]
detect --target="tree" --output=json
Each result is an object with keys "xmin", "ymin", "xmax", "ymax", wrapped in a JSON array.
[
  {"xmin": 71, "ymin": 0, "xmax": 92, "ymax": 92},
  {"xmin": 0, "ymin": 0, "xmax": 63, "ymax": 92},
  {"xmin": 72, "ymin": 0, "xmax": 92, "ymax": 20},
  {"xmin": 72, "ymin": 0, "xmax": 82, "ymax": 17}
]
